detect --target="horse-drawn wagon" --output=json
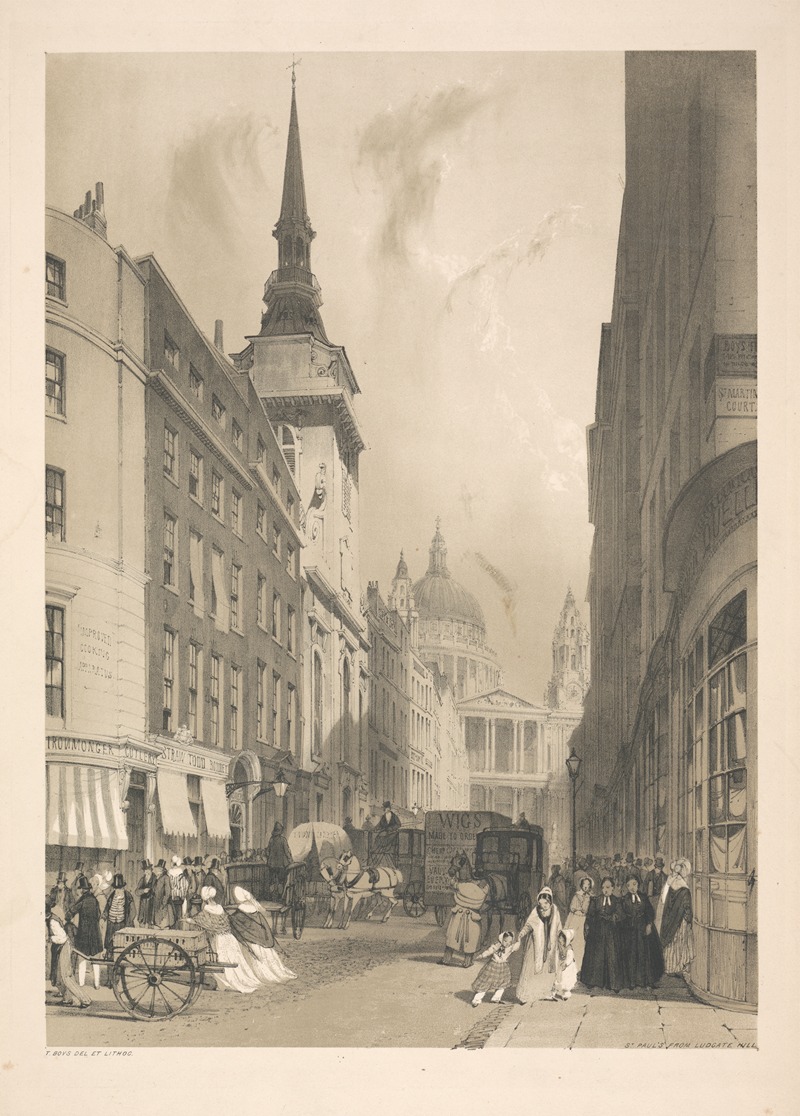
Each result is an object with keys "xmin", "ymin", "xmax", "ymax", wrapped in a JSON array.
[
  {"xmin": 422, "ymin": 810, "xmax": 511, "ymax": 925},
  {"xmin": 368, "ymin": 826, "xmax": 426, "ymax": 917},
  {"xmin": 474, "ymin": 825, "xmax": 545, "ymax": 936}
]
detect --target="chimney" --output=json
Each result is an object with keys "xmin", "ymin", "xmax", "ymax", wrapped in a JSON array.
[
  {"xmin": 73, "ymin": 182, "xmax": 108, "ymax": 240},
  {"xmin": 214, "ymin": 320, "xmax": 224, "ymax": 351}
]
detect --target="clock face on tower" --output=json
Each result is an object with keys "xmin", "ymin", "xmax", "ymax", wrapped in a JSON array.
[{"xmin": 567, "ymin": 683, "xmax": 581, "ymax": 701}]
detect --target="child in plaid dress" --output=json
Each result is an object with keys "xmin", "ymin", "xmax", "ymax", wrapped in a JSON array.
[{"xmin": 471, "ymin": 930, "xmax": 520, "ymax": 1006}]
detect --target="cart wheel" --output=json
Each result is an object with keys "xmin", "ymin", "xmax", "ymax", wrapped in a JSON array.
[
  {"xmin": 516, "ymin": 892, "xmax": 533, "ymax": 931},
  {"xmin": 402, "ymin": 887, "xmax": 427, "ymax": 919},
  {"xmin": 435, "ymin": 905, "xmax": 448, "ymax": 927},
  {"xmin": 291, "ymin": 901, "xmax": 305, "ymax": 939},
  {"xmin": 112, "ymin": 937, "xmax": 196, "ymax": 1021}
]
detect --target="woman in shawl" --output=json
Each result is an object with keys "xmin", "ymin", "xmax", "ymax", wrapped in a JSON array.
[
  {"xmin": 516, "ymin": 887, "xmax": 563, "ymax": 1005},
  {"xmin": 188, "ymin": 885, "xmax": 261, "ymax": 994},
  {"xmin": 620, "ymin": 875, "xmax": 664, "ymax": 989},
  {"xmin": 580, "ymin": 876, "xmax": 624, "ymax": 992},
  {"xmin": 564, "ymin": 875, "xmax": 593, "ymax": 972},
  {"xmin": 65, "ymin": 875, "xmax": 104, "ymax": 989},
  {"xmin": 228, "ymin": 886, "xmax": 297, "ymax": 984},
  {"xmin": 659, "ymin": 859, "xmax": 695, "ymax": 974}
]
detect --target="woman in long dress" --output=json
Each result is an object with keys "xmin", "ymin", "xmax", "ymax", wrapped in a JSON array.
[
  {"xmin": 189, "ymin": 886, "xmax": 261, "ymax": 994},
  {"xmin": 564, "ymin": 875, "xmax": 593, "ymax": 972},
  {"xmin": 228, "ymin": 887, "xmax": 297, "ymax": 984},
  {"xmin": 659, "ymin": 859, "xmax": 695, "ymax": 974},
  {"xmin": 580, "ymin": 876, "xmax": 624, "ymax": 992},
  {"xmin": 515, "ymin": 887, "xmax": 563, "ymax": 1005}
]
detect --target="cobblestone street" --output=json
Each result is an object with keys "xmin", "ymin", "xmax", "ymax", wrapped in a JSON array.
[{"xmin": 46, "ymin": 913, "xmax": 757, "ymax": 1050}]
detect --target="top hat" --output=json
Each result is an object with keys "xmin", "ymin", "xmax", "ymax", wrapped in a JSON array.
[
  {"xmin": 193, "ymin": 856, "xmax": 203, "ymax": 867},
  {"xmin": 156, "ymin": 859, "xmax": 167, "ymax": 869},
  {"xmin": 140, "ymin": 859, "xmax": 152, "ymax": 870},
  {"xmin": 210, "ymin": 858, "xmax": 221, "ymax": 870},
  {"xmin": 182, "ymin": 857, "xmax": 193, "ymax": 866},
  {"xmin": 383, "ymin": 801, "xmax": 392, "ymax": 809},
  {"xmin": 112, "ymin": 873, "xmax": 125, "ymax": 889},
  {"xmin": 76, "ymin": 875, "xmax": 91, "ymax": 892},
  {"xmin": 613, "ymin": 853, "xmax": 622, "ymax": 862},
  {"xmin": 625, "ymin": 852, "xmax": 635, "ymax": 862}
]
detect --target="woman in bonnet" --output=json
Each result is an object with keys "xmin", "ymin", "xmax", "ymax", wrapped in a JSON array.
[
  {"xmin": 188, "ymin": 885, "xmax": 261, "ymax": 993},
  {"xmin": 659, "ymin": 859, "xmax": 695, "ymax": 974},
  {"xmin": 515, "ymin": 886, "xmax": 563, "ymax": 1005},
  {"xmin": 228, "ymin": 886, "xmax": 297, "ymax": 984},
  {"xmin": 564, "ymin": 874, "xmax": 593, "ymax": 973}
]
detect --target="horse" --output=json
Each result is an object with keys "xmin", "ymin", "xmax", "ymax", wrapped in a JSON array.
[
  {"xmin": 320, "ymin": 852, "xmax": 402, "ymax": 929},
  {"xmin": 447, "ymin": 849, "xmax": 510, "ymax": 938}
]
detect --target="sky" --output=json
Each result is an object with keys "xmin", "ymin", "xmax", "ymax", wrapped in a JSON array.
[{"xmin": 46, "ymin": 52, "xmax": 626, "ymax": 701}]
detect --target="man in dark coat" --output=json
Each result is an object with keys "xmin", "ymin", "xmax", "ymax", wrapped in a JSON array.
[
  {"xmin": 103, "ymin": 873, "xmax": 135, "ymax": 954},
  {"xmin": 547, "ymin": 864, "xmax": 569, "ymax": 923},
  {"xmin": 65, "ymin": 875, "xmax": 104, "ymax": 988},
  {"xmin": 153, "ymin": 859, "xmax": 173, "ymax": 928},
  {"xmin": 134, "ymin": 860, "xmax": 156, "ymax": 927},
  {"xmin": 371, "ymin": 801, "xmax": 401, "ymax": 868},
  {"xmin": 266, "ymin": 823, "xmax": 293, "ymax": 900},
  {"xmin": 644, "ymin": 856, "xmax": 668, "ymax": 903},
  {"xmin": 610, "ymin": 853, "xmax": 627, "ymax": 896},
  {"xmin": 624, "ymin": 852, "xmax": 641, "ymax": 887},
  {"xmin": 202, "ymin": 857, "xmax": 227, "ymax": 906},
  {"xmin": 620, "ymin": 876, "xmax": 664, "ymax": 989},
  {"xmin": 580, "ymin": 876, "xmax": 624, "ymax": 992}
]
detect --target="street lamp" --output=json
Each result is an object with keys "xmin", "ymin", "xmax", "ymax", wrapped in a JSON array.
[
  {"xmin": 565, "ymin": 747, "xmax": 582, "ymax": 869},
  {"xmin": 225, "ymin": 768, "xmax": 293, "ymax": 800}
]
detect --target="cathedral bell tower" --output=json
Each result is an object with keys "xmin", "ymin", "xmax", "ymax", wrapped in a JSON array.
[{"xmin": 545, "ymin": 587, "xmax": 590, "ymax": 711}]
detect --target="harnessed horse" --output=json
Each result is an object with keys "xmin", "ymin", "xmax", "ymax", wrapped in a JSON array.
[{"xmin": 320, "ymin": 852, "xmax": 403, "ymax": 929}]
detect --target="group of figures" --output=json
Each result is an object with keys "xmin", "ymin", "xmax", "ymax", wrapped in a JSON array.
[{"xmin": 451, "ymin": 855, "xmax": 694, "ymax": 1008}]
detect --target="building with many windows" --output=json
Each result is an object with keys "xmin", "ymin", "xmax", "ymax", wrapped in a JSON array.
[
  {"xmin": 572, "ymin": 52, "xmax": 757, "ymax": 1010},
  {"xmin": 45, "ymin": 186, "xmax": 160, "ymax": 889},
  {"xmin": 137, "ymin": 253, "xmax": 305, "ymax": 863}
]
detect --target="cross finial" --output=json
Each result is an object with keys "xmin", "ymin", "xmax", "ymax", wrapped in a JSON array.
[
  {"xmin": 288, "ymin": 54, "xmax": 302, "ymax": 86},
  {"xmin": 435, "ymin": 516, "xmax": 441, "ymax": 532}
]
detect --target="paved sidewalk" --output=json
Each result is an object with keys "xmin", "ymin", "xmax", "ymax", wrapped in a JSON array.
[{"xmin": 483, "ymin": 975, "xmax": 757, "ymax": 1049}]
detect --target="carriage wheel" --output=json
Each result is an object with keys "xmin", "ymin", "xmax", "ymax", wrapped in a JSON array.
[
  {"xmin": 112, "ymin": 937, "xmax": 196, "ymax": 1021},
  {"xmin": 402, "ymin": 886, "xmax": 426, "ymax": 919},
  {"xmin": 435, "ymin": 905, "xmax": 448, "ymax": 927},
  {"xmin": 516, "ymin": 892, "xmax": 533, "ymax": 931},
  {"xmin": 291, "ymin": 901, "xmax": 306, "ymax": 939}
]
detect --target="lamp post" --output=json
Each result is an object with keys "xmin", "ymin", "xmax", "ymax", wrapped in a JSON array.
[{"xmin": 565, "ymin": 748, "xmax": 582, "ymax": 870}]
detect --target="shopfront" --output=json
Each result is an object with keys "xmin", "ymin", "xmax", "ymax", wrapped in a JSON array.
[
  {"xmin": 45, "ymin": 734, "xmax": 162, "ymax": 888},
  {"xmin": 150, "ymin": 732, "xmax": 231, "ymax": 864}
]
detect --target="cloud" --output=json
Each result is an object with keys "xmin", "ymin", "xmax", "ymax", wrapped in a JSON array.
[
  {"xmin": 165, "ymin": 111, "xmax": 278, "ymax": 251},
  {"xmin": 445, "ymin": 205, "xmax": 587, "ymax": 313},
  {"xmin": 357, "ymin": 80, "xmax": 504, "ymax": 265}
]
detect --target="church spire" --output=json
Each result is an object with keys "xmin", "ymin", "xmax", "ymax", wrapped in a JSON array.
[{"xmin": 261, "ymin": 68, "xmax": 328, "ymax": 343}]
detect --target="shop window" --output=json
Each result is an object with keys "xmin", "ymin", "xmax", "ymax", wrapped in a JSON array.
[{"xmin": 46, "ymin": 605, "xmax": 65, "ymax": 718}]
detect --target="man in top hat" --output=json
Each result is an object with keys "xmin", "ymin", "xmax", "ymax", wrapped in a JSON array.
[
  {"xmin": 624, "ymin": 852, "xmax": 642, "ymax": 888},
  {"xmin": 611, "ymin": 853, "xmax": 627, "ymax": 896},
  {"xmin": 153, "ymin": 859, "xmax": 173, "ymax": 928},
  {"xmin": 188, "ymin": 857, "xmax": 205, "ymax": 916},
  {"xmin": 371, "ymin": 801, "xmax": 402, "ymax": 869},
  {"xmin": 103, "ymin": 873, "xmax": 135, "ymax": 955},
  {"xmin": 135, "ymin": 860, "xmax": 156, "ymax": 927},
  {"xmin": 644, "ymin": 856, "xmax": 668, "ymax": 904},
  {"xmin": 49, "ymin": 872, "xmax": 70, "ymax": 918},
  {"xmin": 266, "ymin": 823, "xmax": 294, "ymax": 901}
]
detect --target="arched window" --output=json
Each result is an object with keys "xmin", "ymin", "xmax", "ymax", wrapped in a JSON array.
[
  {"xmin": 312, "ymin": 653, "xmax": 323, "ymax": 756},
  {"xmin": 295, "ymin": 237, "xmax": 305, "ymax": 267},
  {"xmin": 282, "ymin": 237, "xmax": 291, "ymax": 267}
]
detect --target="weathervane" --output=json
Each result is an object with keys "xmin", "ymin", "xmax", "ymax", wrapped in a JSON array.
[{"xmin": 288, "ymin": 54, "xmax": 302, "ymax": 86}]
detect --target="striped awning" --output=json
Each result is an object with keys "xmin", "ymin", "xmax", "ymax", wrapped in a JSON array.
[
  {"xmin": 47, "ymin": 763, "xmax": 129, "ymax": 850},
  {"xmin": 157, "ymin": 768, "xmax": 197, "ymax": 837},
  {"xmin": 201, "ymin": 778, "xmax": 231, "ymax": 839}
]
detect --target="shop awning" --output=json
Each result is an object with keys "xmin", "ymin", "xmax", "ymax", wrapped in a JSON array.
[
  {"xmin": 201, "ymin": 777, "xmax": 231, "ymax": 839},
  {"xmin": 47, "ymin": 763, "xmax": 129, "ymax": 850},
  {"xmin": 157, "ymin": 768, "xmax": 197, "ymax": 837}
]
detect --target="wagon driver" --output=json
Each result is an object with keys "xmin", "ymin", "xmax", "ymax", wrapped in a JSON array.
[{"xmin": 371, "ymin": 801, "xmax": 401, "ymax": 869}]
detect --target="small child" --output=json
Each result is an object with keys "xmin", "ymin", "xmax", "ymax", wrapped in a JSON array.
[
  {"xmin": 549, "ymin": 928, "xmax": 577, "ymax": 1000},
  {"xmin": 471, "ymin": 929, "xmax": 520, "ymax": 1006}
]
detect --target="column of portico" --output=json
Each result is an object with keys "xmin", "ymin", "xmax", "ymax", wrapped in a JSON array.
[
  {"xmin": 484, "ymin": 717, "xmax": 490, "ymax": 772},
  {"xmin": 490, "ymin": 718, "xmax": 496, "ymax": 771}
]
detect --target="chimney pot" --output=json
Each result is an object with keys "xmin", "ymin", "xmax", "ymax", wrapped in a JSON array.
[
  {"xmin": 95, "ymin": 182, "xmax": 105, "ymax": 209},
  {"xmin": 214, "ymin": 320, "xmax": 224, "ymax": 351},
  {"xmin": 85, "ymin": 190, "xmax": 91, "ymax": 210}
]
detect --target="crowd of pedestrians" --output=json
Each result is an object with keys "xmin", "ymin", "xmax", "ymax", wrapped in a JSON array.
[{"xmin": 467, "ymin": 848, "xmax": 695, "ymax": 1008}]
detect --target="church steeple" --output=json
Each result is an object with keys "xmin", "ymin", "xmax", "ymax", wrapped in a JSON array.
[{"xmin": 261, "ymin": 70, "xmax": 329, "ymax": 343}]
